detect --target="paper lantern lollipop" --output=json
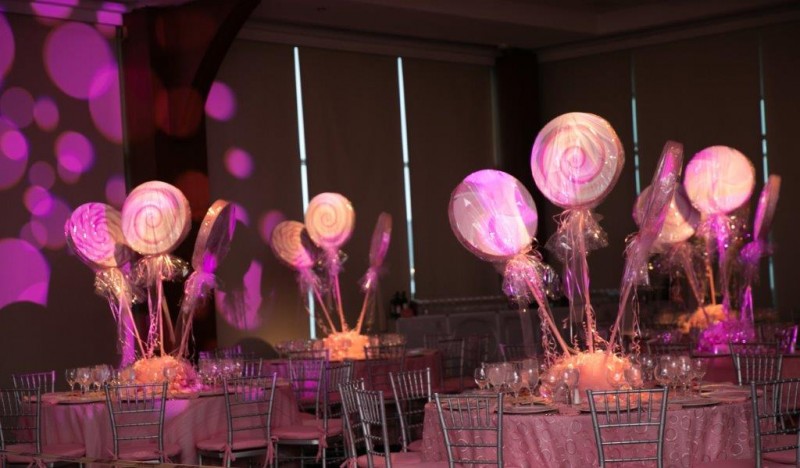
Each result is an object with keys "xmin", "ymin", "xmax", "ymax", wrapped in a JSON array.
[
  {"xmin": 449, "ymin": 169, "xmax": 572, "ymax": 361},
  {"xmin": 684, "ymin": 146, "xmax": 755, "ymax": 316},
  {"xmin": 608, "ymin": 141, "xmax": 683, "ymax": 352},
  {"xmin": 176, "ymin": 200, "xmax": 236, "ymax": 357},
  {"xmin": 270, "ymin": 220, "xmax": 337, "ymax": 334},
  {"xmin": 634, "ymin": 184, "xmax": 700, "ymax": 249},
  {"xmin": 355, "ymin": 213, "xmax": 392, "ymax": 333},
  {"xmin": 305, "ymin": 192, "xmax": 355, "ymax": 331},
  {"xmin": 740, "ymin": 175, "xmax": 781, "ymax": 325},
  {"xmin": 531, "ymin": 112, "xmax": 624, "ymax": 352},
  {"xmin": 65, "ymin": 203, "xmax": 145, "ymax": 363},
  {"xmin": 122, "ymin": 181, "xmax": 191, "ymax": 356}
]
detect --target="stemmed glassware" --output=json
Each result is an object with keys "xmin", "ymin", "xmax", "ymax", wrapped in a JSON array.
[
  {"xmin": 624, "ymin": 364, "xmax": 644, "ymax": 390},
  {"xmin": 676, "ymin": 355, "xmax": 693, "ymax": 395},
  {"xmin": 520, "ymin": 363, "xmax": 539, "ymax": 396},
  {"xmin": 474, "ymin": 367, "xmax": 488, "ymax": 391},
  {"xmin": 691, "ymin": 358, "xmax": 708, "ymax": 394},
  {"xmin": 77, "ymin": 367, "xmax": 92, "ymax": 394},
  {"xmin": 507, "ymin": 369, "xmax": 524, "ymax": 398},
  {"xmin": 486, "ymin": 363, "xmax": 506, "ymax": 393},
  {"xmin": 561, "ymin": 367, "xmax": 580, "ymax": 405},
  {"xmin": 606, "ymin": 365, "xmax": 625, "ymax": 391},
  {"xmin": 65, "ymin": 368, "xmax": 77, "ymax": 393}
]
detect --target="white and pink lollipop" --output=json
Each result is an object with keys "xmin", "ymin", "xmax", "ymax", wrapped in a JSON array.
[
  {"xmin": 684, "ymin": 146, "xmax": 755, "ymax": 216},
  {"xmin": 449, "ymin": 170, "xmax": 538, "ymax": 262},
  {"xmin": 305, "ymin": 193, "xmax": 355, "ymax": 253},
  {"xmin": 270, "ymin": 220, "xmax": 315, "ymax": 270},
  {"xmin": 530, "ymin": 112, "xmax": 625, "ymax": 209},
  {"xmin": 368, "ymin": 213, "xmax": 392, "ymax": 269},
  {"xmin": 754, "ymin": 175, "xmax": 781, "ymax": 242},
  {"xmin": 121, "ymin": 181, "xmax": 192, "ymax": 256},
  {"xmin": 634, "ymin": 184, "xmax": 700, "ymax": 247},
  {"xmin": 65, "ymin": 203, "xmax": 134, "ymax": 269}
]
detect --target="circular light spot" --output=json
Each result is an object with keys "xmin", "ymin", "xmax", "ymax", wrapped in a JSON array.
[
  {"xmin": 233, "ymin": 203, "xmax": 249, "ymax": 226},
  {"xmin": 28, "ymin": 161, "xmax": 56, "ymax": 189},
  {"xmin": 19, "ymin": 221, "xmax": 48, "ymax": 250},
  {"xmin": 1, "ymin": 130, "xmax": 28, "ymax": 161},
  {"xmin": 32, "ymin": 197, "xmax": 71, "ymax": 250},
  {"xmin": 0, "ymin": 87, "xmax": 35, "ymax": 128},
  {"xmin": 56, "ymin": 131, "xmax": 94, "ymax": 174},
  {"xmin": 24, "ymin": 186, "xmax": 53, "ymax": 216},
  {"xmin": 0, "ymin": 15, "xmax": 14, "ymax": 80},
  {"xmin": 89, "ymin": 67, "xmax": 122, "ymax": 143},
  {"xmin": 0, "ymin": 118, "xmax": 27, "ymax": 189},
  {"xmin": 44, "ymin": 22, "xmax": 113, "ymax": 99},
  {"xmin": 105, "ymin": 174, "xmax": 126, "ymax": 208},
  {"xmin": 258, "ymin": 210, "xmax": 286, "ymax": 245},
  {"xmin": 224, "ymin": 147, "xmax": 253, "ymax": 179},
  {"xmin": 33, "ymin": 96, "xmax": 60, "ymax": 131},
  {"xmin": 32, "ymin": 0, "xmax": 77, "ymax": 19},
  {"xmin": 0, "ymin": 238, "xmax": 50, "ymax": 308},
  {"xmin": 205, "ymin": 81, "xmax": 236, "ymax": 121}
]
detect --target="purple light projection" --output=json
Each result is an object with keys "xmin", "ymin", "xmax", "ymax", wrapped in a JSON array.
[
  {"xmin": 0, "ymin": 14, "xmax": 14, "ymax": 81},
  {"xmin": 31, "ymin": 0, "xmax": 78, "ymax": 21},
  {"xmin": 105, "ymin": 174, "xmax": 126, "ymax": 208},
  {"xmin": 216, "ymin": 260, "xmax": 263, "ymax": 330},
  {"xmin": 55, "ymin": 131, "xmax": 94, "ymax": 183},
  {"xmin": 88, "ymin": 67, "xmax": 122, "ymax": 142},
  {"xmin": 27, "ymin": 197, "xmax": 71, "ymax": 250},
  {"xmin": 44, "ymin": 22, "xmax": 113, "ymax": 99},
  {"xmin": 224, "ymin": 147, "xmax": 253, "ymax": 179},
  {"xmin": 0, "ymin": 118, "xmax": 28, "ymax": 189},
  {"xmin": 259, "ymin": 210, "xmax": 286, "ymax": 245},
  {"xmin": 0, "ymin": 238, "xmax": 50, "ymax": 309},
  {"xmin": 33, "ymin": 96, "xmax": 59, "ymax": 131},
  {"xmin": 1, "ymin": 87, "xmax": 34, "ymax": 128},
  {"xmin": 28, "ymin": 161, "xmax": 55, "ymax": 189},
  {"xmin": 233, "ymin": 203, "xmax": 250, "ymax": 226},
  {"xmin": 24, "ymin": 186, "xmax": 53, "ymax": 216},
  {"xmin": 205, "ymin": 81, "xmax": 236, "ymax": 121}
]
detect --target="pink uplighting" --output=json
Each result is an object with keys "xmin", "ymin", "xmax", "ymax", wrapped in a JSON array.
[
  {"xmin": 259, "ymin": 210, "xmax": 286, "ymax": 245},
  {"xmin": 28, "ymin": 161, "xmax": 56, "ymax": 189},
  {"xmin": 31, "ymin": 0, "xmax": 77, "ymax": 20},
  {"xmin": 20, "ymin": 221, "xmax": 48, "ymax": 250},
  {"xmin": 205, "ymin": 81, "xmax": 236, "ymax": 121},
  {"xmin": 224, "ymin": 147, "xmax": 253, "ymax": 179},
  {"xmin": 0, "ymin": 238, "xmax": 50, "ymax": 309},
  {"xmin": 216, "ymin": 260, "xmax": 263, "ymax": 330},
  {"xmin": 1, "ymin": 87, "xmax": 35, "ymax": 128},
  {"xmin": 44, "ymin": 22, "xmax": 114, "ymax": 99},
  {"xmin": 233, "ymin": 203, "xmax": 250, "ymax": 226},
  {"xmin": 105, "ymin": 174, "xmax": 127, "ymax": 208},
  {"xmin": 89, "ymin": 67, "xmax": 123, "ymax": 142},
  {"xmin": 30, "ymin": 197, "xmax": 71, "ymax": 250},
  {"xmin": 56, "ymin": 131, "xmax": 94, "ymax": 176},
  {"xmin": 0, "ymin": 14, "xmax": 14, "ymax": 80},
  {"xmin": 24, "ymin": 186, "xmax": 53, "ymax": 216},
  {"xmin": 1, "ymin": 128, "xmax": 28, "ymax": 161},
  {"xmin": 33, "ymin": 96, "xmax": 59, "ymax": 131},
  {"xmin": 0, "ymin": 118, "xmax": 27, "ymax": 189}
]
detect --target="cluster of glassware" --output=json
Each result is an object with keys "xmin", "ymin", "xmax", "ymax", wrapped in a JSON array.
[
  {"xmin": 644, "ymin": 354, "xmax": 709, "ymax": 395},
  {"xmin": 474, "ymin": 359, "xmax": 541, "ymax": 399},
  {"xmin": 64, "ymin": 365, "xmax": 136, "ymax": 394},
  {"xmin": 275, "ymin": 339, "xmax": 325, "ymax": 356},
  {"xmin": 196, "ymin": 357, "xmax": 245, "ymax": 387}
]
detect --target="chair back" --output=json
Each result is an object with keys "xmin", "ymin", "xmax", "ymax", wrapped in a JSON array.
[
  {"xmin": 731, "ymin": 350, "xmax": 783, "ymax": 385},
  {"xmin": 321, "ymin": 361, "xmax": 354, "ymax": 426},
  {"xmin": 464, "ymin": 334, "xmax": 491, "ymax": 371},
  {"xmin": 436, "ymin": 338, "xmax": 466, "ymax": 392},
  {"xmin": 338, "ymin": 379, "xmax": 366, "ymax": 462},
  {"xmin": 390, "ymin": 368, "xmax": 432, "ymax": 450},
  {"xmin": 729, "ymin": 342, "xmax": 781, "ymax": 355},
  {"xmin": 354, "ymin": 388, "xmax": 393, "ymax": 468},
  {"xmin": 288, "ymin": 357, "xmax": 327, "ymax": 413},
  {"xmin": 222, "ymin": 374, "xmax": 278, "ymax": 446},
  {"xmin": 104, "ymin": 382, "xmax": 168, "ymax": 461},
  {"xmin": 751, "ymin": 378, "xmax": 800, "ymax": 467},
  {"xmin": 586, "ymin": 387, "xmax": 668, "ymax": 467},
  {"xmin": 498, "ymin": 343, "xmax": 536, "ymax": 361},
  {"xmin": 645, "ymin": 342, "xmax": 692, "ymax": 356},
  {"xmin": 242, "ymin": 358, "xmax": 264, "ymax": 377},
  {"xmin": 434, "ymin": 393, "xmax": 504, "ymax": 467},
  {"xmin": 364, "ymin": 345, "xmax": 405, "ymax": 392},
  {"xmin": 0, "ymin": 387, "xmax": 41, "ymax": 452},
  {"xmin": 12, "ymin": 371, "xmax": 56, "ymax": 393},
  {"xmin": 216, "ymin": 344, "xmax": 247, "ymax": 358}
]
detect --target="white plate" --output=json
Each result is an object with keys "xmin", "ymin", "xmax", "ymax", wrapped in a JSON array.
[
  {"xmin": 502, "ymin": 405, "xmax": 557, "ymax": 415},
  {"xmin": 680, "ymin": 398, "xmax": 720, "ymax": 407}
]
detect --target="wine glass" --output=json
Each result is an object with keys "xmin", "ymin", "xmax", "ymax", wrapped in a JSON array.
[
  {"xmin": 540, "ymin": 370, "xmax": 562, "ymax": 403},
  {"xmin": 474, "ymin": 367, "xmax": 488, "ymax": 391},
  {"xmin": 507, "ymin": 369, "xmax": 524, "ymax": 399},
  {"xmin": 486, "ymin": 363, "xmax": 505, "ymax": 392},
  {"xmin": 606, "ymin": 365, "xmax": 625, "ymax": 391},
  {"xmin": 624, "ymin": 364, "xmax": 644, "ymax": 390},
  {"xmin": 654, "ymin": 362, "xmax": 673, "ymax": 392},
  {"xmin": 676, "ymin": 355, "xmax": 693, "ymax": 395},
  {"xmin": 521, "ymin": 365, "xmax": 540, "ymax": 396},
  {"xmin": 77, "ymin": 367, "xmax": 92, "ymax": 394},
  {"xmin": 691, "ymin": 358, "xmax": 708, "ymax": 394},
  {"xmin": 65, "ymin": 368, "xmax": 77, "ymax": 393},
  {"xmin": 637, "ymin": 355, "xmax": 657, "ymax": 384},
  {"xmin": 561, "ymin": 367, "xmax": 580, "ymax": 405}
]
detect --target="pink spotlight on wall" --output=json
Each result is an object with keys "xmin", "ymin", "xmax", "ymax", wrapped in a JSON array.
[
  {"xmin": 0, "ymin": 15, "xmax": 14, "ymax": 81},
  {"xmin": 258, "ymin": 210, "xmax": 286, "ymax": 245},
  {"xmin": 224, "ymin": 147, "xmax": 253, "ymax": 179},
  {"xmin": 1, "ymin": 87, "xmax": 35, "ymax": 128},
  {"xmin": 105, "ymin": 174, "xmax": 126, "ymax": 208},
  {"xmin": 216, "ymin": 260, "xmax": 263, "ymax": 330},
  {"xmin": 0, "ymin": 238, "xmax": 50, "ymax": 310},
  {"xmin": 89, "ymin": 67, "xmax": 122, "ymax": 143},
  {"xmin": 0, "ymin": 117, "xmax": 28, "ymax": 190},
  {"xmin": 205, "ymin": 81, "xmax": 236, "ymax": 121},
  {"xmin": 33, "ymin": 96, "xmax": 59, "ymax": 131},
  {"xmin": 28, "ymin": 161, "xmax": 56, "ymax": 189},
  {"xmin": 24, "ymin": 186, "xmax": 53, "ymax": 216},
  {"xmin": 44, "ymin": 22, "xmax": 113, "ymax": 100},
  {"xmin": 55, "ymin": 131, "xmax": 94, "ymax": 183},
  {"xmin": 31, "ymin": 0, "xmax": 78, "ymax": 21},
  {"xmin": 29, "ymin": 197, "xmax": 71, "ymax": 250}
]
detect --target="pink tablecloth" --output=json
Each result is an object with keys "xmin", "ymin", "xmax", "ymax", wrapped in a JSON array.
[
  {"xmin": 41, "ymin": 384, "xmax": 299, "ymax": 464},
  {"xmin": 421, "ymin": 401, "xmax": 752, "ymax": 467}
]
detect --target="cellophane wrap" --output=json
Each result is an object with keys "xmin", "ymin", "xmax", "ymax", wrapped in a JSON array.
[
  {"xmin": 95, "ymin": 266, "xmax": 141, "ymax": 366},
  {"xmin": 356, "ymin": 213, "xmax": 392, "ymax": 333}
]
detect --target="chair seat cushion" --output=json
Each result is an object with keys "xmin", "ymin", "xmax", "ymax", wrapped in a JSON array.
[
  {"xmin": 407, "ymin": 439, "xmax": 424, "ymax": 452},
  {"xmin": 273, "ymin": 423, "xmax": 343, "ymax": 441},
  {"xmin": 116, "ymin": 441, "xmax": 181, "ymax": 462},
  {"xmin": 196, "ymin": 434, "xmax": 271, "ymax": 452},
  {"xmin": 356, "ymin": 452, "xmax": 422, "ymax": 467},
  {"xmin": 763, "ymin": 450, "xmax": 798, "ymax": 465},
  {"xmin": 301, "ymin": 417, "xmax": 342, "ymax": 433},
  {"xmin": 5, "ymin": 443, "xmax": 85, "ymax": 463}
]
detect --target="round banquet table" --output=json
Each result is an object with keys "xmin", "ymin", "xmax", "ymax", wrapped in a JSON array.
[
  {"xmin": 40, "ymin": 383, "xmax": 300, "ymax": 465},
  {"xmin": 421, "ymin": 400, "xmax": 753, "ymax": 468}
]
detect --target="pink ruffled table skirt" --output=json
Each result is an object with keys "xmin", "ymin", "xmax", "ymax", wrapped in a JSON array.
[
  {"xmin": 41, "ymin": 384, "xmax": 300, "ymax": 464},
  {"xmin": 421, "ymin": 401, "xmax": 753, "ymax": 467}
]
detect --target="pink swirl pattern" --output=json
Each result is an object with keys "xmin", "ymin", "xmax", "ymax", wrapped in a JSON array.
[
  {"xmin": 635, "ymin": 184, "xmax": 699, "ymax": 246},
  {"xmin": 121, "ymin": 181, "xmax": 191, "ymax": 255},
  {"xmin": 754, "ymin": 175, "xmax": 780, "ymax": 242},
  {"xmin": 65, "ymin": 203, "xmax": 133, "ymax": 268},
  {"xmin": 369, "ymin": 212, "xmax": 392, "ymax": 267},
  {"xmin": 191, "ymin": 200, "xmax": 235, "ymax": 271},
  {"xmin": 684, "ymin": 146, "xmax": 755, "ymax": 215},
  {"xmin": 304, "ymin": 193, "xmax": 355, "ymax": 250},
  {"xmin": 449, "ymin": 170, "xmax": 538, "ymax": 262},
  {"xmin": 531, "ymin": 112, "xmax": 624, "ymax": 208},
  {"xmin": 270, "ymin": 220, "xmax": 314, "ymax": 269}
]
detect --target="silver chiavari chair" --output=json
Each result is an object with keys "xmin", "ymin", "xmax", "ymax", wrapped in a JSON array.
[
  {"xmin": 355, "ymin": 388, "xmax": 426, "ymax": 467},
  {"xmin": 11, "ymin": 371, "xmax": 56, "ymax": 393},
  {"xmin": 242, "ymin": 357, "xmax": 264, "ymax": 377},
  {"xmin": 730, "ymin": 343, "xmax": 783, "ymax": 386},
  {"xmin": 390, "ymin": 368, "xmax": 432, "ymax": 452},
  {"xmin": 750, "ymin": 378, "xmax": 800, "ymax": 467},
  {"xmin": 364, "ymin": 344, "xmax": 406, "ymax": 393},
  {"xmin": 435, "ymin": 338, "xmax": 465, "ymax": 393},
  {"xmin": 434, "ymin": 393, "xmax": 504, "ymax": 467},
  {"xmin": 339, "ymin": 379, "xmax": 366, "ymax": 466}
]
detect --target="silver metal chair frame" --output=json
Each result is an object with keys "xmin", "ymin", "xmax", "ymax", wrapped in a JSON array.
[
  {"xmin": 586, "ymin": 387, "xmax": 668, "ymax": 467},
  {"xmin": 364, "ymin": 345, "xmax": 406, "ymax": 392},
  {"xmin": 287, "ymin": 357, "xmax": 327, "ymax": 413},
  {"xmin": 0, "ymin": 387, "xmax": 42, "ymax": 453},
  {"xmin": 338, "ymin": 379, "xmax": 366, "ymax": 463},
  {"xmin": 12, "ymin": 371, "xmax": 56, "ymax": 393},
  {"xmin": 104, "ymin": 382, "xmax": 169, "ymax": 463},
  {"xmin": 434, "ymin": 393, "xmax": 504, "ymax": 467},
  {"xmin": 354, "ymin": 388, "xmax": 398, "ymax": 468},
  {"xmin": 242, "ymin": 358, "xmax": 264, "ymax": 377},
  {"xmin": 436, "ymin": 338, "xmax": 465, "ymax": 393},
  {"xmin": 732, "ymin": 351, "xmax": 783, "ymax": 386},
  {"xmin": 390, "ymin": 368, "xmax": 432, "ymax": 451},
  {"xmin": 750, "ymin": 378, "xmax": 800, "ymax": 467}
]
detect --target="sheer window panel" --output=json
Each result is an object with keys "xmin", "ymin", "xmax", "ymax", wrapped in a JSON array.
[
  {"xmin": 206, "ymin": 40, "xmax": 309, "ymax": 345},
  {"xmin": 299, "ymin": 47, "xmax": 408, "ymax": 331},
  {"xmin": 402, "ymin": 58, "xmax": 498, "ymax": 299}
]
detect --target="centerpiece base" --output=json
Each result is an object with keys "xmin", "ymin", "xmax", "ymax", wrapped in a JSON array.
[
  {"xmin": 545, "ymin": 351, "xmax": 630, "ymax": 396},
  {"xmin": 132, "ymin": 356, "xmax": 198, "ymax": 393},
  {"xmin": 322, "ymin": 331, "xmax": 370, "ymax": 361}
]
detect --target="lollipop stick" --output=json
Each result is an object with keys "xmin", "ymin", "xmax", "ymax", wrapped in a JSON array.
[
  {"xmin": 332, "ymin": 274, "xmax": 348, "ymax": 332},
  {"xmin": 607, "ymin": 282, "xmax": 633, "ymax": 355},
  {"xmin": 705, "ymin": 258, "xmax": 717, "ymax": 306},
  {"xmin": 355, "ymin": 287, "xmax": 373, "ymax": 334},
  {"xmin": 161, "ymin": 294, "xmax": 176, "ymax": 345},
  {"xmin": 311, "ymin": 284, "xmax": 338, "ymax": 333},
  {"xmin": 122, "ymin": 301, "xmax": 146, "ymax": 357},
  {"xmin": 575, "ymin": 214, "xmax": 595, "ymax": 353},
  {"xmin": 523, "ymin": 276, "xmax": 572, "ymax": 355}
]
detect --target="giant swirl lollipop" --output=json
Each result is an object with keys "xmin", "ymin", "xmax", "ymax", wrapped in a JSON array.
[
  {"xmin": 355, "ymin": 213, "xmax": 392, "ymax": 333},
  {"xmin": 176, "ymin": 200, "xmax": 236, "ymax": 357},
  {"xmin": 122, "ymin": 181, "xmax": 191, "ymax": 356},
  {"xmin": 608, "ymin": 141, "xmax": 683, "ymax": 353},
  {"xmin": 449, "ymin": 169, "xmax": 571, "ymax": 361},
  {"xmin": 270, "ymin": 220, "xmax": 337, "ymax": 334},
  {"xmin": 305, "ymin": 193, "xmax": 355, "ymax": 331},
  {"xmin": 65, "ymin": 203, "xmax": 144, "ymax": 364},
  {"xmin": 684, "ymin": 146, "xmax": 755, "ymax": 316},
  {"xmin": 740, "ymin": 175, "xmax": 781, "ymax": 325},
  {"xmin": 531, "ymin": 112, "xmax": 624, "ymax": 352}
]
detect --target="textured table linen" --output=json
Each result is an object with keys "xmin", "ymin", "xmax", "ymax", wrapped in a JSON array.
[
  {"xmin": 41, "ymin": 384, "xmax": 300, "ymax": 464},
  {"xmin": 421, "ymin": 401, "xmax": 752, "ymax": 467}
]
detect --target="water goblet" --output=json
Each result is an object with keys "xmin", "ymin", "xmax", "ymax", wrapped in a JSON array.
[
  {"xmin": 486, "ymin": 363, "xmax": 505, "ymax": 392},
  {"xmin": 637, "ymin": 354, "xmax": 657, "ymax": 383},
  {"xmin": 77, "ymin": 367, "xmax": 92, "ymax": 394},
  {"xmin": 562, "ymin": 367, "xmax": 580, "ymax": 405},
  {"xmin": 624, "ymin": 364, "xmax": 644, "ymax": 390},
  {"xmin": 691, "ymin": 358, "xmax": 708, "ymax": 394},
  {"xmin": 474, "ymin": 367, "xmax": 488, "ymax": 391},
  {"xmin": 606, "ymin": 364, "xmax": 625, "ymax": 391},
  {"xmin": 521, "ymin": 365, "xmax": 539, "ymax": 396},
  {"xmin": 507, "ymin": 369, "xmax": 523, "ymax": 398},
  {"xmin": 676, "ymin": 355, "xmax": 693, "ymax": 395},
  {"xmin": 65, "ymin": 368, "xmax": 77, "ymax": 393},
  {"xmin": 540, "ymin": 370, "xmax": 562, "ymax": 403}
]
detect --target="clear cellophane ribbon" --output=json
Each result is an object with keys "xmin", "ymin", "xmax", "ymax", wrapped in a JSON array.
[
  {"xmin": 545, "ymin": 209, "xmax": 608, "ymax": 352},
  {"xmin": 176, "ymin": 270, "xmax": 217, "ymax": 357},
  {"xmin": 95, "ymin": 266, "xmax": 144, "ymax": 366},
  {"xmin": 739, "ymin": 240, "xmax": 770, "ymax": 326},
  {"xmin": 355, "ymin": 266, "xmax": 384, "ymax": 333},
  {"xmin": 297, "ymin": 267, "xmax": 335, "ymax": 336},
  {"xmin": 132, "ymin": 254, "xmax": 190, "ymax": 357},
  {"xmin": 696, "ymin": 213, "xmax": 742, "ymax": 319}
]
